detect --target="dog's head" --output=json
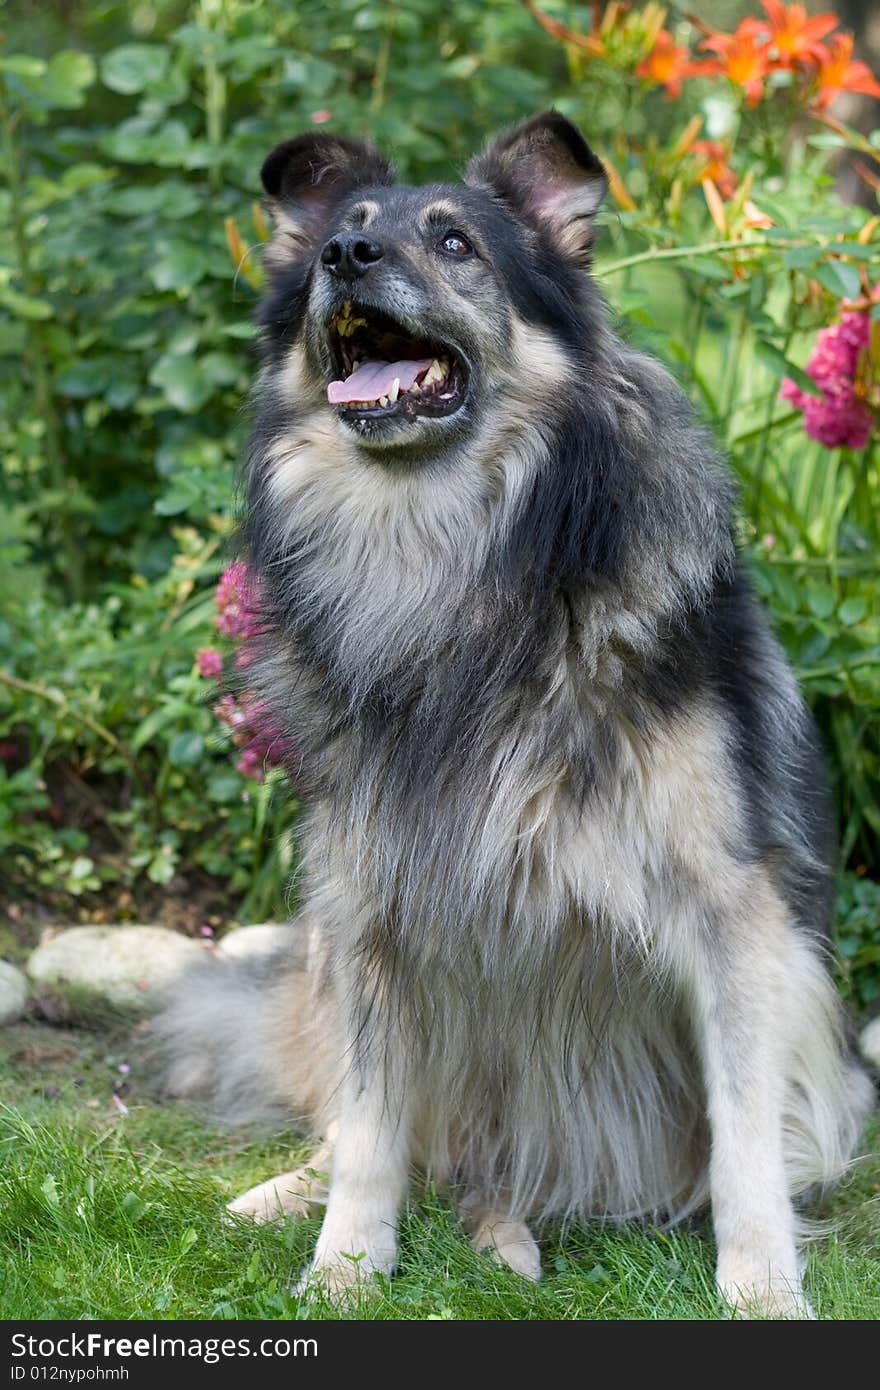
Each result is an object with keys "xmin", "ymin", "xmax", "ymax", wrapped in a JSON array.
[{"xmin": 258, "ymin": 112, "xmax": 608, "ymax": 458}]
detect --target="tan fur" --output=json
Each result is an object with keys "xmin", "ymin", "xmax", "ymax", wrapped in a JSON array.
[{"xmin": 351, "ymin": 199, "xmax": 381, "ymax": 228}]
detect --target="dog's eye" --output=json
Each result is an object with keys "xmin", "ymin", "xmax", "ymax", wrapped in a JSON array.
[{"xmin": 440, "ymin": 232, "xmax": 473, "ymax": 258}]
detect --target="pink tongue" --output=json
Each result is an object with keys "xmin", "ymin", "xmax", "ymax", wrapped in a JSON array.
[{"xmin": 328, "ymin": 358, "xmax": 432, "ymax": 405}]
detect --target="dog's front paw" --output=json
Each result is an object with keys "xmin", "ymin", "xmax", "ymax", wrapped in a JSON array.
[
  {"xmin": 226, "ymin": 1163, "xmax": 329, "ymax": 1224},
  {"xmin": 717, "ymin": 1254, "xmax": 813, "ymax": 1319}
]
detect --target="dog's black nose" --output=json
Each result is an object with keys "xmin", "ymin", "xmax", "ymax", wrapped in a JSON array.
[{"xmin": 320, "ymin": 234, "xmax": 384, "ymax": 279}]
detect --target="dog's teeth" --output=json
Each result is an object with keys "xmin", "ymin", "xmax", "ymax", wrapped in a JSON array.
[
  {"xmin": 380, "ymin": 395, "xmax": 389, "ymax": 407},
  {"xmin": 423, "ymin": 359, "xmax": 443, "ymax": 386},
  {"xmin": 409, "ymin": 383, "xmax": 421, "ymax": 395},
  {"xmin": 389, "ymin": 378, "xmax": 400, "ymax": 403}
]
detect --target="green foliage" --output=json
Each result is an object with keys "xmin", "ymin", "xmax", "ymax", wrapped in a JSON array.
[{"xmin": 0, "ymin": 3, "xmax": 879, "ymax": 999}]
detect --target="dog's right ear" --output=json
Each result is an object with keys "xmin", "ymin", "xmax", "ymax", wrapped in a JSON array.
[
  {"xmin": 466, "ymin": 111, "xmax": 607, "ymax": 266},
  {"xmin": 260, "ymin": 133, "xmax": 394, "ymax": 263}
]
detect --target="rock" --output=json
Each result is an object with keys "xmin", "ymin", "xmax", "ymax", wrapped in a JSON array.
[
  {"xmin": 216, "ymin": 923, "xmax": 289, "ymax": 962},
  {"xmin": 27, "ymin": 926, "xmax": 208, "ymax": 1022},
  {"xmin": 0, "ymin": 961, "xmax": 28, "ymax": 1026},
  {"xmin": 859, "ymin": 1016, "xmax": 880, "ymax": 1073}
]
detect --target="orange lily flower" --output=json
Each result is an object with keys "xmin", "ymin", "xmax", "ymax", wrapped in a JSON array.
[
  {"xmin": 813, "ymin": 32, "xmax": 880, "ymax": 110},
  {"xmin": 760, "ymin": 0, "xmax": 837, "ymax": 68},
  {"xmin": 693, "ymin": 140, "xmax": 737, "ymax": 199},
  {"xmin": 696, "ymin": 19, "xmax": 772, "ymax": 106},
  {"xmin": 636, "ymin": 30, "xmax": 693, "ymax": 99}
]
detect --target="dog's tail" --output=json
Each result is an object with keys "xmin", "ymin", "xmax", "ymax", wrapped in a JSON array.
[{"xmin": 148, "ymin": 927, "xmax": 339, "ymax": 1133}]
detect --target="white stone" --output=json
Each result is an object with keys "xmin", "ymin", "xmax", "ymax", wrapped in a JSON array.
[
  {"xmin": 0, "ymin": 961, "xmax": 28, "ymax": 1026},
  {"xmin": 215, "ymin": 923, "xmax": 289, "ymax": 961},
  {"xmin": 27, "ymin": 925, "xmax": 208, "ymax": 1017},
  {"xmin": 859, "ymin": 1016, "xmax": 880, "ymax": 1072}
]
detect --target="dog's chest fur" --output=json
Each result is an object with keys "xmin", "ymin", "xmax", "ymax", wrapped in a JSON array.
[{"xmin": 252, "ymin": 410, "xmax": 747, "ymax": 974}]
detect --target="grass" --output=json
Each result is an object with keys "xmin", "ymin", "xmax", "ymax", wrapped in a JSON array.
[{"xmin": 0, "ymin": 1018, "xmax": 877, "ymax": 1321}]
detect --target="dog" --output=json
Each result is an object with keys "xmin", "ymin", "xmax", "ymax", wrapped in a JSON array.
[{"xmin": 156, "ymin": 111, "xmax": 873, "ymax": 1316}]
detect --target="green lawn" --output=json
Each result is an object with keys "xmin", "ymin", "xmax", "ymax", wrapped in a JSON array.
[{"xmin": 1, "ymin": 1019, "xmax": 877, "ymax": 1321}]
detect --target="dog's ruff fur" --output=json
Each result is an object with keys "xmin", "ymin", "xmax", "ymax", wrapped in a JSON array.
[{"xmin": 155, "ymin": 112, "xmax": 874, "ymax": 1316}]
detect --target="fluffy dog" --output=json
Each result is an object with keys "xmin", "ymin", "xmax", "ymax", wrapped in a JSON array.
[{"xmin": 157, "ymin": 112, "xmax": 873, "ymax": 1316}]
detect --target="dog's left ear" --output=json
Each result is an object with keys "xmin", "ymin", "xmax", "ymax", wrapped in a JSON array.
[
  {"xmin": 466, "ymin": 111, "xmax": 607, "ymax": 265},
  {"xmin": 260, "ymin": 132, "xmax": 394, "ymax": 263}
]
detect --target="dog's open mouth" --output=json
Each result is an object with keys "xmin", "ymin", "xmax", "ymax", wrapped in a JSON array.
[{"xmin": 326, "ymin": 301, "xmax": 468, "ymax": 420}]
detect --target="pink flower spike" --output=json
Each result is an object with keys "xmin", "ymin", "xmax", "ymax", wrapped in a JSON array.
[
  {"xmin": 309, "ymin": 109, "xmax": 333, "ymax": 124},
  {"xmin": 199, "ymin": 925, "xmax": 214, "ymax": 938},
  {"xmin": 117, "ymin": 1063, "xmax": 130, "ymax": 1075},
  {"xmin": 197, "ymin": 647, "xmax": 224, "ymax": 679},
  {"xmin": 215, "ymin": 560, "xmax": 260, "ymax": 641},
  {"xmin": 779, "ymin": 295, "xmax": 876, "ymax": 450}
]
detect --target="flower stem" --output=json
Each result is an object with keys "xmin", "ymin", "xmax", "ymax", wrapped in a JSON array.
[
  {"xmin": 596, "ymin": 237, "xmax": 766, "ymax": 278},
  {"xmin": 370, "ymin": 5, "xmax": 397, "ymax": 114}
]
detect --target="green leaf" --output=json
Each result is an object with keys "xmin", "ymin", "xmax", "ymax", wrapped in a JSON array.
[
  {"xmin": 281, "ymin": 55, "xmax": 338, "ymax": 96},
  {"xmin": 838, "ymin": 596, "xmax": 867, "ymax": 626},
  {"xmin": 685, "ymin": 258, "xmax": 729, "ymax": 283},
  {"xmin": 201, "ymin": 351, "xmax": 241, "ymax": 385},
  {"xmin": 120, "ymin": 1192, "xmax": 148, "ymax": 1222},
  {"xmin": 0, "ymin": 320, "xmax": 27, "ymax": 355},
  {"xmin": 806, "ymin": 133, "xmax": 848, "ymax": 149},
  {"xmin": 132, "ymin": 700, "xmax": 193, "ymax": 752},
  {"xmin": 207, "ymin": 771, "xmax": 243, "ymax": 803},
  {"xmin": 56, "ymin": 361, "xmax": 112, "ymax": 398},
  {"xmin": 101, "ymin": 44, "xmax": 170, "ymax": 95},
  {"xmin": 0, "ymin": 55, "xmax": 47, "ymax": 78},
  {"xmin": 753, "ymin": 339, "xmax": 821, "ymax": 397},
  {"xmin": 0, "ymin": 286, "xmax": 52, "ymax": 320},
  {"xmin": 805, "ymin": 584, "xmax": 836, "ymax": 619},
  {"xmin": 154, "ymin": 480, "xmax": 203, "ymax": 515},
  {"xmin": 39, "ymin": 51, "xmax": 96, "ymax": 109},
  {"xmin": 783, "ymin": 246, "xmax": 823, "ymax": 271},
  {"xmin": 149, "ymin": 241, "xmax": 206, "ymax": 292},
  {"xmin": 798, "ymin": 630, "xmax": 831, "ymax": 667},
  {"xmin": 108, "ymin": 182, "xmax": 200, "ymax": 219},
  {"xmin": 814, "ymin": 260, "xmax": 862, "ymax": 301},
  {"xmin": 69, "ymin": 855, "xmax": 95, "ymax": 882},
  {"xmin": 823, "ymin": 242, "xmax": 877, "ymax": 261},
  {"xmin": 149, "ymin": 356, "xmax": 212, "ymax": 412},
  {"xmin": 40, "ymin": 1175, "xmax": 60, "ymax": 1207},
  {"xmin": 100, "ymin": 117, "xmax": 191, "ymax": 167},
  {"xmin": 169, "ymin": 731, "xmax": 204, "ymax": 766}
]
